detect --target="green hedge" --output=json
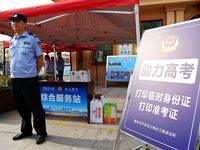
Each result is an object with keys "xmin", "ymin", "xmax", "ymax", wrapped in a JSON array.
[{"xmin": 0, "ymin": 75, "xmax": 11, "ymax": 89}]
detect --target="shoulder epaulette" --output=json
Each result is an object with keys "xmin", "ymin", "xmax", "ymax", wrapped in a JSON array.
[{"xmin": 28, "ymin": 32, "xmax": 37, "ymax": 37}]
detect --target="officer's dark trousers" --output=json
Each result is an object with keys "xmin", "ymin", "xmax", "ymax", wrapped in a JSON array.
[
  {"xmin": 11, "ymin": 77, "xmax": 47, "ymax": 136},
  {"xmin": 57, "ymin": 71, "xmax": 63, "ymax": 80}
]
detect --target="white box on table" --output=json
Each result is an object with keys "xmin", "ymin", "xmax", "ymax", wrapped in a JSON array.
[{"xmin": 70, "ymin": 70, "xmax": 91, "ymax": 82}]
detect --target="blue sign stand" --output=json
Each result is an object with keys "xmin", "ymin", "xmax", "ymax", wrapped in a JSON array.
[
  {"xmin": 105, "ymin": 55, "xmax": 137, "ymax": 87},
  {"xmin": 40, "ymin": 82, "xmax": 88, "ymax": 115},
  {"xmin": 116, "ymin": 19, "xmax": 200, "ymax": 150},
  {"xmin": 106, "ymin": 55, "xmax": 137, "ymax": 82}
]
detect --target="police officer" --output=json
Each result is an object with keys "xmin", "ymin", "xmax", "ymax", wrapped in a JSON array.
[{"xmin": 9, "ymin": 14, "xmax": 47, "ymax": 144}]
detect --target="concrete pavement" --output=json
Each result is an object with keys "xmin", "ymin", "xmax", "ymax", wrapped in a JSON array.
[
  {"xmin": 0, "ymin": 86, "xmax": 128, "ymax": 150},
  {"xmin": 2, "ymin": 85, "xmax": 199, "ymax": 150}
]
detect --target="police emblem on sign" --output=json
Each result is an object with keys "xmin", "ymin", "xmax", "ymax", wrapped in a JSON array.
[{"xmin": 161, "ymin": 35, "xmax": 179, "ymax": 52}]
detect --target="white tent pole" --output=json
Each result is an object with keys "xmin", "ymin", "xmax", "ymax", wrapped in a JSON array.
[
  {"xmin": 134, "ymin": 4, "xmax": 140, "ymax": 47},
  {"xmin": 88, "ymin": 10, "xmax": 135, "ymax": 15},
  {"xmin": 36, "ymin": 13, "xmax": 72, "ymax": 25},
  {"xmin": 30, "ymin": 10, "xmax": 134, "ymax": 25},
  {"xmin": 53, "ymin": 45, "xmax": 57, "ymax": 81},
  {"xmin": 113, "ymin": 4, "xmax": 140, "ymax": 150}
]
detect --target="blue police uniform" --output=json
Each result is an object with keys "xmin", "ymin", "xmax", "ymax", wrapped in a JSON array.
[
  {"xmin": 9, "ymin": 31, "xmax": 47, "ymax": 137},
  {"xmin": 9, "ymin": 31, "xmax": 42, "ymax": 78}
]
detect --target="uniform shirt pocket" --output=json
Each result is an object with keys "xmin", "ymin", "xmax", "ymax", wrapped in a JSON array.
[{"xmin": 20, "ymin": 45, "xmax": 32, "ymax": 55}]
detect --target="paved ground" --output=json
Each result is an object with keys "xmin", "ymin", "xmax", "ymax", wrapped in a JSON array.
[
  {"xmin": 1, "ymin": 85, "xmax": 199, "ymax": 150},
  {"xmin": 0, "ymin": 85, "xmax": 128, "ymax": 150}
]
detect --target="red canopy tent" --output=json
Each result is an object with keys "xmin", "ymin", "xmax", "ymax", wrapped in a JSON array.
[
  {"xmin": 41, "ymin": 43, "xmax": 96, "ymax": 74},
  {"xmin": 2, "ymin": 41, "xmax": 9, "ymax": 48},
  {"xmin": 0, "ymin": 0, "xmax": 140, "ymax": 83},
  {"xmin": 41, "ymin": 43, "xmax": 54, "ymax": 53},
  {"xmin": 0, "ymin": 0, "xmax": 140, "ymax": 45},
  {"xmin": 56, "ymin": 45, "xmax": 96, "ymax": 52},
  {"xmin": 42, "ymin": 44, "xmax": 96, "ymax": 53},
  {"xmin": 41, "ymin": 43, "xmax": 96, "ymax": 68}
]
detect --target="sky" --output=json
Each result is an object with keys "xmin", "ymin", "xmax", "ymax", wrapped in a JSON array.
[
  {"xmin": 0, "ymin": 0, "xmax": 53, "ymax": 11},
  {"xmin": 0, "ymin": 0, "xmax": 54, "ymax": 41}
]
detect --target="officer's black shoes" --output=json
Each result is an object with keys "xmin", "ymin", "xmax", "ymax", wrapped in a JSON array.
[
  {"xmin": 13, "ymin": 133, "xmax": 47, "ymax": 144},
  {"xmin": 13, "ymin": 133, "xmax": 33, "ymax": 140},
  {"xmin": 36, "ymin": 134, "xmax": 47, "ymax": 144}
]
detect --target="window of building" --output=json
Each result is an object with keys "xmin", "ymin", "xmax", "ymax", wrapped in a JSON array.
[
  {"xmin": 94, "ymin": 45, "xmax": 113, "ymax": 63},
  {"xmin": 141, "ymin": 20, "xmax": 163, "ymax": 36}
]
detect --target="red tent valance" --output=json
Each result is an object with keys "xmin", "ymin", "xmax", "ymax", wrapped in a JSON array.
[
  {"xmin": 42, "ymin": 43, "xmax": 96, "ymax": 53},
  {"xmin": 0, "ymin": 0, "xmax": 139, "ymax": 22}
]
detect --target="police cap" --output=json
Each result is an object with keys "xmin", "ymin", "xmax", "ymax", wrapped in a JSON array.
[{"xmin": 9, "ymin": 14, "xmax": 27, "ymax": 22}]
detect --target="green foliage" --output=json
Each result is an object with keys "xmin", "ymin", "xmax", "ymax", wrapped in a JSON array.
[
  {"xmin": 38, "ymin": 74, "xmax": 55, "ymax": 81},
  {"xmin": 0, "ymin": 75, "xmax": 11, "ymax": 89}
]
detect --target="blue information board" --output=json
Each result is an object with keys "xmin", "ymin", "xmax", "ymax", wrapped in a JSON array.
[
  {"xmin": 40, "ymin": 84, "xmax": 88, "ymax": 115},
  {"xmin": 121, "ymin": 19, "xmax": 200, "ymax": 150},
  {"xmin": 106, "ymin": 55, "xmax": 137, "ymax": 81}
]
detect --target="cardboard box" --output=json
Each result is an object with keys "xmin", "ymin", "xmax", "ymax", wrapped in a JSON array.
[
  {"xmin": 103, "ymin": 103, "xmax": 117, "ymax": 124},
  {"xmin": 90, "ymin": 99, "xmax": 104, "ymax": 123}
]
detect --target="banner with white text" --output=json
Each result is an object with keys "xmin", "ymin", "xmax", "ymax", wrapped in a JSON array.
[{"xmin": 121, "ymin": 19, "xmax": 200, "ymax": 150}]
